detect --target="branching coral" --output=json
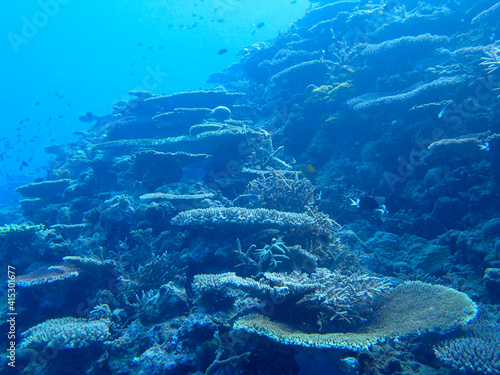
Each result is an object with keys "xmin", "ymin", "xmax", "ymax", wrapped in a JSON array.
[
  {"xmin": 434, "ymin": 320, "xmax": 500, "ymax": 374},
  {"xmin": 480, "ymin": 46, "xmax": 500, "ymax": 74},
  {"xmin": 193, "ymin": 268, "xmax": 392, "ymax": 327},
  {"xmin": 245, "ymin": 169, "xmax": 315, "ymax": 212},
  {"xmin": 234, "ymin": 237, "xmax": 317, "ymax": 276},
  {"xmin": 299, "ymin": 269, "xmax": 393, "ymax": 326}
]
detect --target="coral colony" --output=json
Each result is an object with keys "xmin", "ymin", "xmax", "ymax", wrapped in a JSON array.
[{"xmin": 3, "ymin": 0, "xmax": 500, "ymax": 374}]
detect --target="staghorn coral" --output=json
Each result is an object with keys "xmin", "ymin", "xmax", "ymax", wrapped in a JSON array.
[
  {"xmin": 434, "ymin": 320, "xmax": 500, "ymax": 374},
  {"xmin": 137, "ymin": 251, "xmax": 186, "ymax": 289},
  {"xmin": 480, "ymin": 45, "xmax": 500, "ymax": 74},
  {"xmin": 235, "ymin": 282, "xmax": 477, "ymax": 350},
  {"xmin": 19, "ymin": 317, "xmax": 110, "ymax": 349},
  {"xmin": 298, "ymin": 269, "xmax": 392, "ymax": 325},
  {"xmin": 194, "ymin": 268, "xmax": 390, "ymax": 326},
  {"xmin": 234, "ymin": 237, "xmax": 317, "ymax": 275},
  {"xmin": 244, "ymin": 169, "xmax": 315, "ymax": 212}
]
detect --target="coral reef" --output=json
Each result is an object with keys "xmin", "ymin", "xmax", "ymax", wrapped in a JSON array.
[{"xmin": 4, "ymin": 0, "xmax": 500, "ymax": 373}]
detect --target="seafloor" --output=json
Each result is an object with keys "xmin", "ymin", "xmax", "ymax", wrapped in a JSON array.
[{"xmin": 1, "ymin": 0, "xmax": 500, "ymax": 374}]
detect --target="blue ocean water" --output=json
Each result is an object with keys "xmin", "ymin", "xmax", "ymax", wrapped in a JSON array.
[
  {"xmin": 0, "ymin": 0, "xmax": 310, "ymax": 207},
  {"xmin": 1, "ymin": 0, "xmax": 500, "ymax": 374}
]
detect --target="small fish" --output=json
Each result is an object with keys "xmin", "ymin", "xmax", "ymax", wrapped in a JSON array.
[
  {"xmin": 78, "ymin": 112, "xmax": 96, "ymax": 122},
  {"xmin": 248, "ymin": 194, "xmax": 260, "ymax": 203},
  {"xmin": 256, "ymin": 22, "xmax": 265, "ymax": 29},
  {"xmin": 67, "ymin": 102, "xmax": 72, "ymax": 107},
  {"xmin": 137, "ymin": 43, "xmax": 143, "ymax": 47},
  {"xmin": 34, "ymin": 177, "xmax": 44, "ymax": 183},
  {"xmin": 301, "ymin": 164, "xmax": 316, "ymax": 179},
  {"xmin": 438, "ymin": 102, "xmax": 453, "ymax": 119},
  {"xmin": 58, "ymin": 95, "xmax": 64, "ymax": 99},
  {"xmin": 25, "ymin": 171, "xmax": 34, "ymax": 175},
  {"xmin": 58, "ymin": 115, "xmax": 64, "ymax": 118},
  {"xmin": 18, "ymin": 120, "xmax": 24, "ymax": 125},
  {"xmin": 158, "ymin": 46, "xmax": 164, "ymax": 49},
  {"xmin": 142, "ymin": 56, "xmax": 147, "ymax": 60},
  {"xmin": 358, "ymin": 196, "xmax": 379, "ymax": 211},
  {"xmin": 34, "ymin": 101, "xmax": 40, "ymax": 106},
  {"xmin": 217, "ymin": 18, "xmax": 224, "ymax": 23},
  {"xmin": 382, "ymin": 1, "xmax": 397, "ymax": 12},
  {"xmin": 148, "ymin": 46, "xmax": 153, "ymax": 50},
  {"xmin": 54, "ymin": 92, "xmax": 59, "ymax": 97},
  {"xmin": 291, "ymin": 0, "xmax": 297, "ymax": 3},
  {"xmin": 218, "ymin": 48, "xmax": 228, "ymax": 55}
]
